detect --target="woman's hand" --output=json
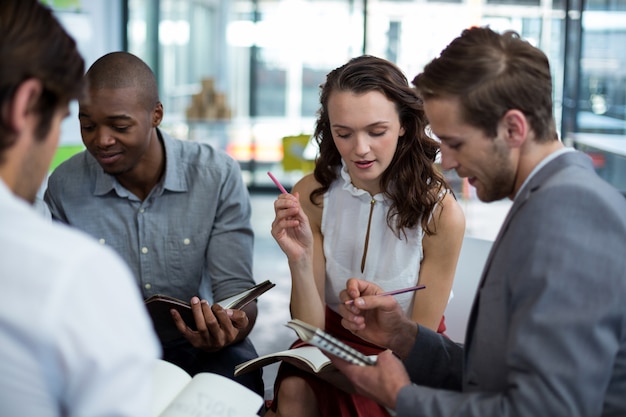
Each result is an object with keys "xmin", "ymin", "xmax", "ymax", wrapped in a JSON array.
[{"xmin": 271, "ymin": 192, "xmax": 314, "ymax": 262}]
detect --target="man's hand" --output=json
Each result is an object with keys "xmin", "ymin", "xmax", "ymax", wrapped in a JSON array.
[
  {"xmin": 330, "ymin": 350, "xmax": 411, "ymax": 410},
  {"xmin": 170, "ymin": 297, "xmax": 250, "ymax": 352},
  {"xmin": 339, "ymin": 278, "xmax": 418, "ymax": 359}
]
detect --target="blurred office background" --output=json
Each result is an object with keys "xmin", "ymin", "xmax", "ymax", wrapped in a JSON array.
[{"xmin": 46, "ymin": 0, "xmax": 626, "ymax": 194}]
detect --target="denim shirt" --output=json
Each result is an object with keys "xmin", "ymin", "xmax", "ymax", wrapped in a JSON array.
[{"xmin": 44, "ymin": 128, "xmax": 255, "ymax": 303}]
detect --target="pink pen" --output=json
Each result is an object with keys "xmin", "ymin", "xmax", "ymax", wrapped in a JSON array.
[
  {"xmin": 267, "ymin": 171, "xmax": 288, "ymax": 194},
  {"xmin": 344, "ymin": 284, "xmax": 426, "ymax": 305}
]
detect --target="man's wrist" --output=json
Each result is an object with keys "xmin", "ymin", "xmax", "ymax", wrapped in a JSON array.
[{"xmin": 389, "ymin": 321, "xmax": 418, "ymax": 359}]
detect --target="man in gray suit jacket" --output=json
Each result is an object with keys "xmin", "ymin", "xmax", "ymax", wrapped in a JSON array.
[{"xmin": 332, "ymin": 27, "xmax": 626, "ymax": 416}]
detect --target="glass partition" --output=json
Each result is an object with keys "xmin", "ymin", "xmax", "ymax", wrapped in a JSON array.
[
  {"xmin": 571, "ymin": 0, "xmax": 626, "ymax": 194},
  {"xmin": 121, "ymin": 0, "xmax": 625, "ymax": 193}
]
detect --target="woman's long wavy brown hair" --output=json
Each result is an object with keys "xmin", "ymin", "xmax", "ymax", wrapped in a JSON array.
[{"xmin": 310, "ymin": 55, "xmax": 450, "ymax": 237}]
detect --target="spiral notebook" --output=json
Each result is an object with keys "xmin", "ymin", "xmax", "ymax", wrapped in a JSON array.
[{"xmin": 286, "ymin": 319, "xmax": 377, "ymax": 366}]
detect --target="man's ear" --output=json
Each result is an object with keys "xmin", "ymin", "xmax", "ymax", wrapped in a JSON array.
[
  {"xmin": 8, "ymin": 79, "xmax": 43, "ymax": 133},
  {"xmin": 501, "ymin": 109, "xmax": 528, "ymax": 149},
  {"xmin": 152, "ymin": 101, "xmax": 164, "ymax": 127}
]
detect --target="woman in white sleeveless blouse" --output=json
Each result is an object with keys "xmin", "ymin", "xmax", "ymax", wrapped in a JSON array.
[{"xmin": 267, "ymin": 55, "xmax": 466, "ymax": 417}]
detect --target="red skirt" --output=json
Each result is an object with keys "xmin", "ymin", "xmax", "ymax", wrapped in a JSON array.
[{"xmin": 268, "ymin": 307, "xmax": 446, "ymax": 416}]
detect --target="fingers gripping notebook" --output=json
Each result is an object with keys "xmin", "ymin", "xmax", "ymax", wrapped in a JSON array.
[{"xmin": 286, "ymin": 319, "xmax": 377, "ymax": 366}]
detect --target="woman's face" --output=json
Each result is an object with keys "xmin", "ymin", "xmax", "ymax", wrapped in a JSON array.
[{"xmin": 328, "ymin": 90, "xmax": 405, "ymax": 195}]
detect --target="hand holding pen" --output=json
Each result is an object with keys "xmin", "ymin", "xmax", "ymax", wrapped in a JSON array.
[
  {"xmin": 344, "ymin": 284, "xmax": 426, "ymax": 305},
  {"xmin": 268, "ymin": 171, "xmax": 314, "ymax": 260}
]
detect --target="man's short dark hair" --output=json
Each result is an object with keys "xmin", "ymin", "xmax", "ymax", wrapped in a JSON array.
[{"xmin": 0, "ymin": 0, "xmax": 85, "ymax": 156}]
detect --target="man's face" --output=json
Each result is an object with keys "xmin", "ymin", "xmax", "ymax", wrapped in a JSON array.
[
  {"xmin": 424, "ymin": 96, "xmax": 516, "ymax": 202},
  {"xmin": 78, "ymin": 87, "xmax": 160, "ymax": 177}
]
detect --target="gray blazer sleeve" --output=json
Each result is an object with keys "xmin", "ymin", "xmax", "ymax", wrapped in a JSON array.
[
  {"xmin": 395, "ymin": 153, "xmax": 626, "ymax": 417},
  {"xmin": 403, "ymin": 324, "xmax": 463, "ymax": 390}
]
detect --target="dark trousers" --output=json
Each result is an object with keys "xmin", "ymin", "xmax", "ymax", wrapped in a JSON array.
[{"xmin": 162, "ymin": 336, "xmax": 264, "ymax": 398}]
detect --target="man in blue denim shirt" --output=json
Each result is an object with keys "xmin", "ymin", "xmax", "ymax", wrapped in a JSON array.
[{"xmin": 44, "ymin": 51, "xmax": 263, "ymax": 396}]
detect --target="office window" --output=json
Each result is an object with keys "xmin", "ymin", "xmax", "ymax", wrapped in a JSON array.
[
  {"xmin": 572, "ymin": 1, "xmax": 626, "ymax": 194},
  {"xmin": 577, "ymin": 5, "xmax": 626, "ymax": 134},
  {"xmin": 486, "ymin": 0, "xmax": 540, "ymax": 5},
  {"xmin": 586, "ymin": 0, "xmax": 626, "ymax": 11},
  {"xmin": 301, "ymin": 67, "xmax": 327, "ymax": 118}
]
